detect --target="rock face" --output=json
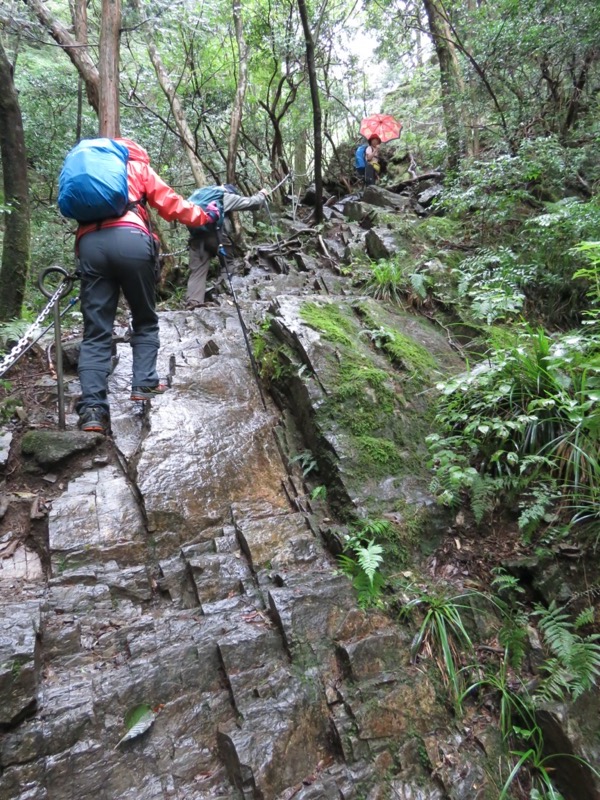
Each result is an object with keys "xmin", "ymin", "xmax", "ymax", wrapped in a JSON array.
[
  {"xmin": 3, "ymin": 244, "xmax": 597, "ymax": 798},
  {"xmin": 0, "ymin": 302, "xmax": 483, "ymax": 800},
  {"xmin": 267, "ymin": 295, "xmax": 460, "ymax": 517}
]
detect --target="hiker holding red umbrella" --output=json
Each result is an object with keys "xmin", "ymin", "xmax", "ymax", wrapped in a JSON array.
[
  {"xmin": 357, "ymin": 113, "xmax": 403, "ymax": 186},
  {"xmin": 365, "ymin": 135, "xmax": 382, "ymax": 185}
]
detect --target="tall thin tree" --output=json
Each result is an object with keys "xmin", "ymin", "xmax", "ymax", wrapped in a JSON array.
[
  {"xmin": 130, "ymin": 0, "xmax": 206, "ymax": 185},
  {"xmin": 422, "ymin": 0, "xmax": 464, "ymax": 171},
  {"xmin": 227, "ymin": 0, "xmax": 249, "ymax": 184},
  {"xmin": 0, "ymin": 41, "xmax": 31, "ymax": 322},
  {"xmin": 297, "ymin": 0, "xmax": 323, "ymax": 223},
  {"xmin": 98, "ymin": 0, "xmax": 121, "ymax": 136}
]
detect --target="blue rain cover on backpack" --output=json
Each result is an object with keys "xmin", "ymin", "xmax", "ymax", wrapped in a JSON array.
[
  {"xmin": 354, "ymin": 144, "xmax": 368, "ymax": 169},
  {"xmin": 187, "ymin": 186, "xmax": 226, "ymax": 236},
  {"xmin": 58, "ymin": 138, "xmax": 130, "ymax": 223}
]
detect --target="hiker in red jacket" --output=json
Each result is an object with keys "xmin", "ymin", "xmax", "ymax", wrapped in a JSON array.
[{"xmin": 76, "ymin": 138, "xmax": 220, "ymax": 435}]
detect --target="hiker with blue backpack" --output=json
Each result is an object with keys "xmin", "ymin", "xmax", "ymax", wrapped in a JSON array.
[
  {"xmin": 185, "ymin": 184, "xmax": 269, "ymax": 308},
  {"xmin": 355, "ymin": 136, "xmax": 382, "ymax": 187},
  {"xmin": 58, "ymin": 137, "xmax": 221, "ymax": 435}
]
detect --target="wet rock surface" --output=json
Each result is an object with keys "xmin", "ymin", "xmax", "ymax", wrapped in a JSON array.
[
  {"xmin": 0, "ymin": 295, "xmax": 468, "ymax": 799},
  {"xmin": 3, "ymin": 228, "xmax": 596, "ymax": 800}
]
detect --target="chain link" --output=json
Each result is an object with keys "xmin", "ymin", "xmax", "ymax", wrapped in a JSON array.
[
  {"xmin": 160, "ymin": 247, "xmax": 188, "ymax": 258},
  {"xmin": 0, "ymin": 282, "xmax": 73, "ymax": 378}
]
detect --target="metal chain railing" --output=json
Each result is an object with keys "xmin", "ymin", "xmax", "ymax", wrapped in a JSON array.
[
  {"xmin": 0, "ymin": 279, "xmax": 75, "ymax": 378},
  {"xmin": 160, "ymin": 247, "xmax": 188, "ymax": 258}
]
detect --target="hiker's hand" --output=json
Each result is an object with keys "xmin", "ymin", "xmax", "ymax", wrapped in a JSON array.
[
  {"xmin": 205, "ymin": 201, "xmax": 220, "ymax": 223},
  {"xmin": 259, "ymin": 188, "xmax": 270, "ymax": 197}
]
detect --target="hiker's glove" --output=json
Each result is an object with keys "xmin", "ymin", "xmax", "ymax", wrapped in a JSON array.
[{"xmin": 205, "ymin": 201, "xmax": 220, "ymax": 223}]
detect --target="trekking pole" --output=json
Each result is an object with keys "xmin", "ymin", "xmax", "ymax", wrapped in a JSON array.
[
  {"xmin": 217, "ymin": 244, "xmax": 268, "ymax": 411},
  {"xmin": 38, "ymin": 266, "xmax": 78, "ymax": 430},
  {"xmin": 265, "ymin": 173, "xmax": 291, "ymax": 195}
]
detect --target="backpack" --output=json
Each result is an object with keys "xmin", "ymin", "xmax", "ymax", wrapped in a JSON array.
[
  {"xmin": 187, "ymin": 186, "xmax": 226, "ymax": 236},
  {"xmin": 58, "ymin": 138, "xmax": 130, "ymax": 223},
  {"xmin": 354, "ymin": 143, "xmax": 368, "ymax": 169}
]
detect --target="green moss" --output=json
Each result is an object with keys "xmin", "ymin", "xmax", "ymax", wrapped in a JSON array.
[
  {"xmin": 355, "ymin": 436, "xmax": 403, "ymax": 473},
  {"xmin": 356, "ymin": 305, "xmax": 438, "ymax": 378},
  {"xmin": 300, "ymin": 301, "xmax": 356, "ymax": 347},
  {"xmin": 299, "ymin": 299, "xmax": 432, "ymax": 483},
  {"xmin": 381, "ymin": 329, "xmax": 438, "ymax": 375},
  {"xmin": 252, "ymin": 319, "xmax": 296, "ymax": 385},
  {"xmin": 337, "ymin": 361, "xmax": 396, "ymax": 410}
]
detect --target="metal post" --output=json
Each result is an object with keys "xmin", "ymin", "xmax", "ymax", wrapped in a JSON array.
[{"xmin": 53, "ymin": 299, "xmax": 66, "ymax": 429}]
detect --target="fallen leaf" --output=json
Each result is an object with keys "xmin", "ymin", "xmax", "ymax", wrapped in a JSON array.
[{"xmin": 116, "ymin": 704, "xmax": 157, "ymax": 747}]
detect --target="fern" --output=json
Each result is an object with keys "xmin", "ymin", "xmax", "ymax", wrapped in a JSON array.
[
  {"xmin": 338, "ymin": 548, "xmax": 385, "ymax": 608},
  {"xmin": 351, "ymin": 568, "xmax": 386, "ymax": 608},
  {"xmin": 537, "ymin": 602, "xmax": 576, "ymax": 658},
  {"xmin": 534, "ymin": 601, "xmax": 600, "ymax": 700},
  {"xmin": 491, "ymin": 569, "xmax": 525, "ymax": 596},
  {"xmin": 497, "ymin": 609, "xmax": 529, "ymax": 670},
  {"xmin": 358, "ymin": 518, "xmax": 392, "ymax": 538},
  {"xmin": 470, "ymin": 475, "xmax": 498, "ymax": 523},
  {"xmin": 575, "ymin": 607, "xmax": 595, "ymax": 629},
  {"xmin": 354, "ymin": 539, "xmax": 384, "ymax": 586},
  {"xmin": 0, "ymin": 318, "xmax": 31, "ymax": 351},
  {"xmin": 409, "ymin": 272, "xmax": 428, "ymax": 300},
  {"xmin": 518, "ymin": 482, "xmax": 561, "ymax": 536}
]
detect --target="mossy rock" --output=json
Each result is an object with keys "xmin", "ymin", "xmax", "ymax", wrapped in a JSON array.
[
  {"xmin": 267, "ymin": 295, "xmax": 463, "ymax": 521},
  {"xmin": 21, "ymin": 430, "xmax": 104, "ymax": 467}
]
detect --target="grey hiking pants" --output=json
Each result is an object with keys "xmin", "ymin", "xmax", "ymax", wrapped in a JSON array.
[
  {"xmin": 76, "ymin": 225, "xmax": 159, "ymax": 416},
  {"xmin": 187, "ymin": 233, "xmax": 220, "ymax": 304},
  {"xmin": 186, "ymin": 238, "xmax": 212, "ymax": 304}
]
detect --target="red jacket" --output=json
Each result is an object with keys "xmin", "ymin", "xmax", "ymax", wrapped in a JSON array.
[{"xmin": 77, "ymin": 138, "xmax": 211, "ymax": 241}]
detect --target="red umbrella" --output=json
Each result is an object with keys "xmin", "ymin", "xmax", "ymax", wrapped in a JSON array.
[{"xmin": 360, "ymin": 114, "xmax": 403, "ymax": 143}]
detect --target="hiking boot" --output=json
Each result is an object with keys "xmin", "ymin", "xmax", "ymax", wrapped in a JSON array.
[
  {"xmin": 78, "ymin": 407, "xmax": 109, "ymax": 435},
  {"xmin": 130, "ymin": 383, "xmax": 169, "ymax": 401}
]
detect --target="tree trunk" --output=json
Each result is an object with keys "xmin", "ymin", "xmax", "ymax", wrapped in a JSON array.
[
  {"xmin": 23, "ymin": 0, "xmax": 100, "ymax": 113},
  {"xmin": 562, "ymin": 49, "xmax": 597, "ymax": 136},
  {"xmin": 422, "ymin": 0, "xmax": 463, "ymax": 171},
  {"xmin": 72, "ymin": 0, "xmax": 88, "ymax": 43},
  {"xmin": 227, "ymin": 0, "xmax": 249, "ymax": 184},
  {"xmin": 0, "ymin": 41, "xmax": 31, "ymax": 322},
  {"xmin": 297, "ymin": 0, "xmax": 323, "ymax": 223},
  {"xmin": 130, "ymin": 0, "xmax": 206, "ymax": 186},
  {"xmin": 294, "ymin": 130, "xmax": 307, "ymax": 195},
  {"xmin": 98, "ymin": 0, "xmax": 121, "ymax": 137}
]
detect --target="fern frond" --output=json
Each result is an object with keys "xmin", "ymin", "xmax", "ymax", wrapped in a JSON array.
[
  {"xmin": 354, "ymin": 539, "xmax": 384, "ymax": 586},
  {"xmin": 352, "ymin": 569, "xmax": 386, "ymax": 608},
  {"xmin": 535, "ymin": 601, "xmax": 600, "ymax": 700},
  {"xmin": 498, "ymin": 616, "xmax": 528, "ymax": 670},
  {"xmin": 575, "ymin": 607, "xmax": 595, "ymax": 629},
  {"xmin": 338, "ymin": 553, "xmax": 358, "ymax": 575},
  {"xmin": 536, "ymin": 660, "xmax": 572, "ymax": 702},
  {"xmin": 470, "ymin": 475, "xmax": 498, "ymax": 523},
  {"xmin": 492, "ymin": 569, "xmax": 525, "ymax": 595},
  {"xmin": 568, "ymin": 641, "xmax": 600, "ymax": 698},
  {"xmin": 409, "ymin": 272, "xmax": 428, "ymax": 300},
  {"xmin": 535, "ymin": 601, "xmax": 574, "ymax": 659}
]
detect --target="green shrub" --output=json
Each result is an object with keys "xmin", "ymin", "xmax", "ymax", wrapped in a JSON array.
[{"xmin": 427, "ymin": 325, "xmax": 600, "ymax": 527}]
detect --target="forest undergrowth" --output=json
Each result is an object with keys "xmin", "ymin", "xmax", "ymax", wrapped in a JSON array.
[{"xmin": 318, "ymin": 138, "xmax": 600, "ymax": 799}]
